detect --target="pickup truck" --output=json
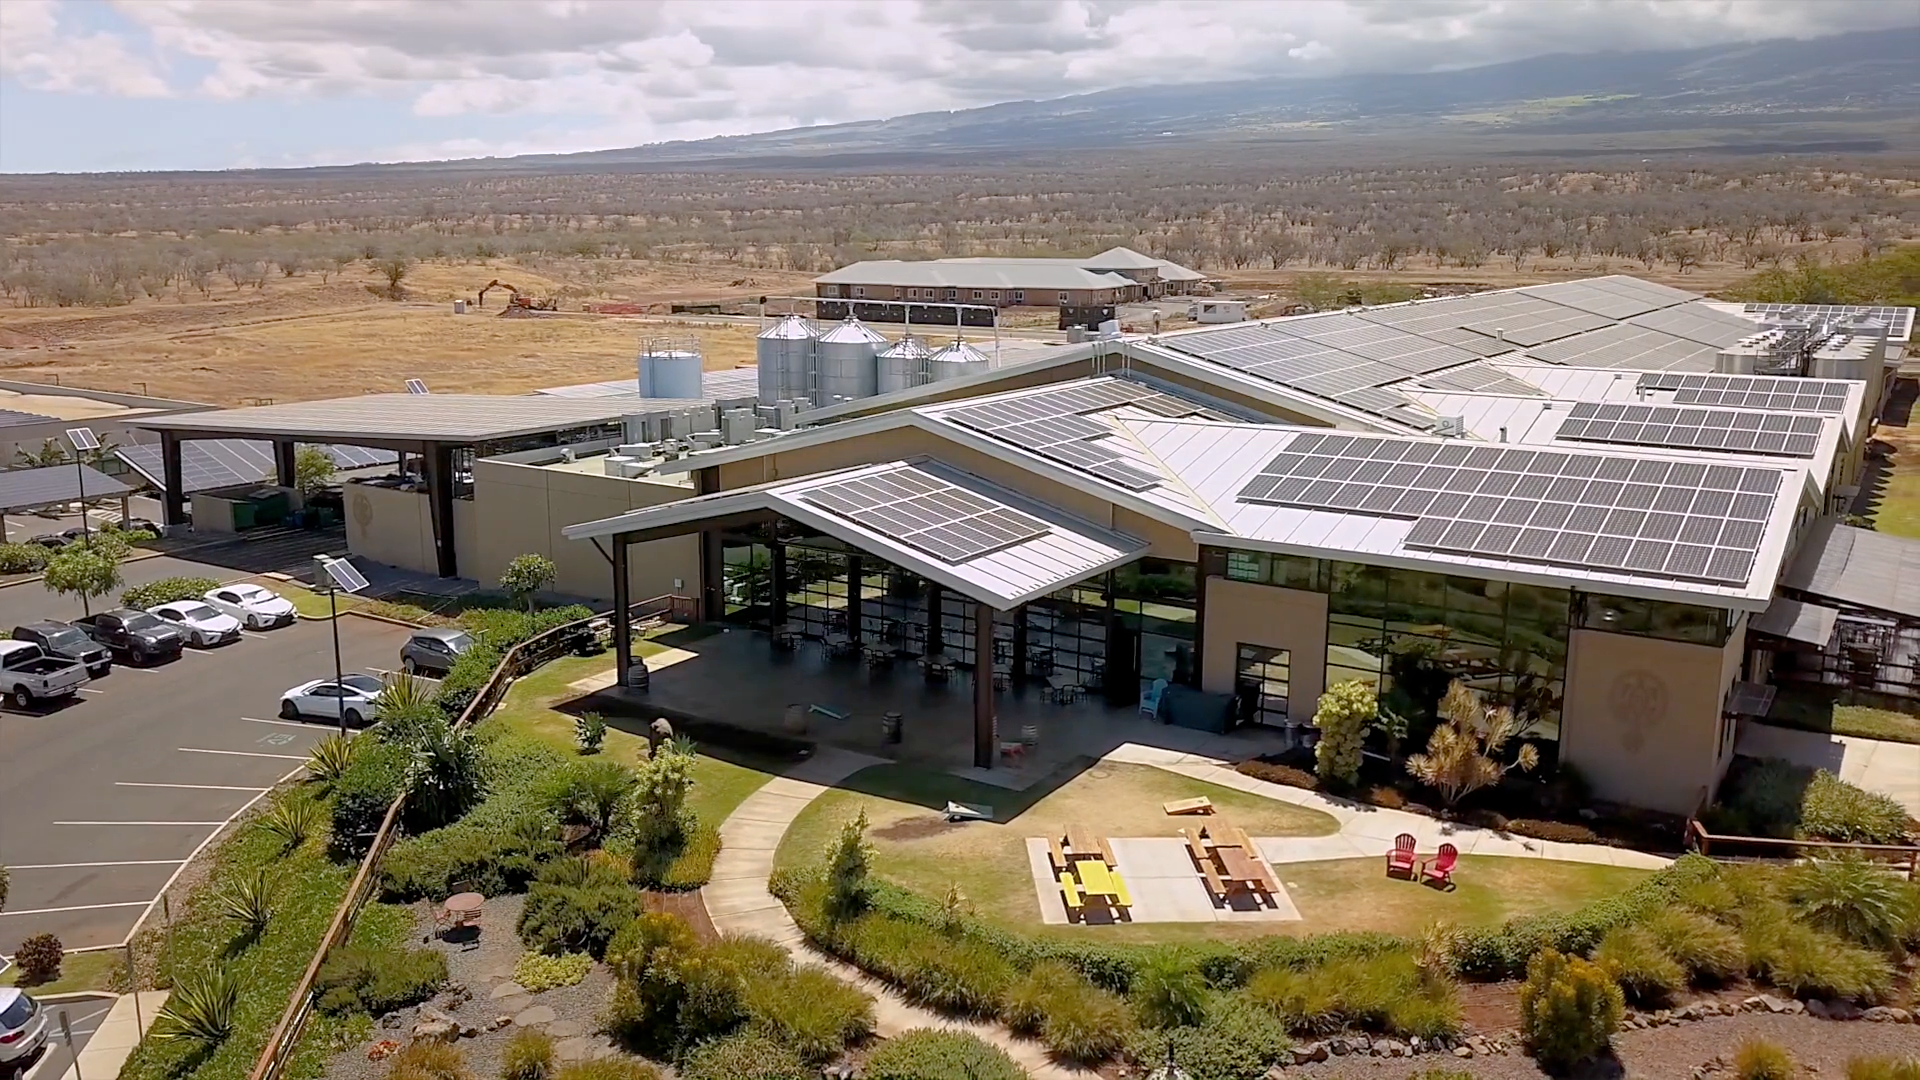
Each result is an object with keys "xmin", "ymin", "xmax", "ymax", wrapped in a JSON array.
[
  {"xmin": 12, "ymin": 621, "xmax": 113, "ymax": 677},
  {"xmin": 77, "ymin": 609, "xmax": 186, "ymax": 665},
  {"xmin": 0, "ymin": 639, "xmax": 90, "ymax": 708}
]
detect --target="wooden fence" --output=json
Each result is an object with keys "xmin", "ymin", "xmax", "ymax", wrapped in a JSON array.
[
  {"xmin": 1686, "ymin": 819, "xmax": 1920, "ymax": 880},
  {"xmin": 245, "ymin": 594, "xmax": 693, "ymax": 1080}
]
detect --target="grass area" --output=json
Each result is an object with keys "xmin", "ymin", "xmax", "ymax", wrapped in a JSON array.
[
  {"xmin": 279, "ymin": 901, "xmax": 415, "ymax": 1080},
  {"xmin": 1, "ymin": 949, "xmax": 120, "ymax": 995},
  {"xmin": 776, "ymin": 762, "xmax": 1339, "ymax": 937},
  {"xmin": 1275, "ymin": 856, "xmax": 1654, "ymax": 936},
  {"xmin": 259, "ymin": 579, "xmax": 366, "ymax": 620},
  {"xmin": 1764, "ymin": 685, "xmax": 1920, "ymax": 745}
]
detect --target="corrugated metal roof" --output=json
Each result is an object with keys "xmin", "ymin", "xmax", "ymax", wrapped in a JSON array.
[
  {"xmin": 816, "ymin": 260, "xmax": 1134, "ymax": 291},
  {"xmin": 1782, "ymin": 519, "xmax": 1920, "ymax": 619},
  {"xmin": 1750, "ymin": 596, "xmax": 1839, "ymax": 645},
  {"xmin": 137, "ymin": 395, "xmax": 637, "ymax": 443}
]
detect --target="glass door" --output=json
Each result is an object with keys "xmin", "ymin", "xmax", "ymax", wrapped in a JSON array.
[{"xmin": 1235, "ymin": 644, "xmax": 1292, "ymax": 726}]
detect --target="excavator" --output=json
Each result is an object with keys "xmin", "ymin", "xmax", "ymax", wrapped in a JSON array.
[{"xmin": 476, "ymin": 279, "xmax": 556, "ymax": 311}]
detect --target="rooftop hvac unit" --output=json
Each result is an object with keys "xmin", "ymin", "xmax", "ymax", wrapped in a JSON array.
[{"xmin": 1432, "ymin": 416, "xmax": 1467, "ymax": 438}]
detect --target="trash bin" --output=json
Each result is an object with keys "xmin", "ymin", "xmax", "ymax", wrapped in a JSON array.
[
  {"xmin": 625, "ymin": 658, "xmax": 650, "ymax": 691},
  {"xmin": 882, "ymin": 711, "xmax": 903, "ymax": 745}
]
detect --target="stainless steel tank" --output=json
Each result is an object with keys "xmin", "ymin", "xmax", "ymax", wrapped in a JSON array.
[
  {"xmin": 755, "ymin": 314, "xmax": 817, "ymax": 405},
  {"xmin": 813, "ymin": 316, "xmax": 886, "ymax": 405},
  {"xmin": 926, "ymin": 339, "xmax": 991, "ymax": 382},
  {"xmin": 876, "ymin": 334, "xmax": 933, "ymax": 395},
  {"xmin": 637, "ymin": 343, "xmax": 703, "ymax": 399}
]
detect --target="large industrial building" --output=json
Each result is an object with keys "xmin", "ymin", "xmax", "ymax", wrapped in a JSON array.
[{"xmin": 814, "ymin": 247, "xmax": 1209, "ymax": 328}]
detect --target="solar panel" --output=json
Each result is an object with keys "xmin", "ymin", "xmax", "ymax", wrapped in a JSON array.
[
  {"xmin": 117, "ymin": 440, "xmax": 396, "ymax": 494},
  {"xmin": 938, "ymin": 379, "xmax": 1211, "ymax": 491},
  {"xmin": 798, "ymin": 466, "xmax": 1049, "ymax": 563},
  {"xmin": 1635, "ymin": 372, "xmax": 1852, "ymax": 414},
  {"xmin": 1556, "ymin": 403, "xmax": 1824, "ymax": 458},
  {"xmin": 1743, "ymin": 303, "xmax": 1913, "ymax": 341},
  {"xmin": 0, "ymin": 408, "xmax": 58, "ymax": 430},
  {"xmin": 1726, "ymin": 681, "xmax": 1777, "ymax": 717}
]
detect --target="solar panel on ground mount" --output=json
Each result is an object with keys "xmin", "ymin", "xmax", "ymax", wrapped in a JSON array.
[{"xmin": 797, "ymin": 466, "xmax": 1050, "ymax": 564}]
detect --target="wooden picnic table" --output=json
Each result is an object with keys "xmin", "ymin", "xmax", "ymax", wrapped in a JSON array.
[
  {"xmin": 1215, "ymin": 846, "xmax": 1266, "ymax": 888},
  {"xmin": 1065, "ymin": 825, "xmax": 1102, "ymax": 859}
]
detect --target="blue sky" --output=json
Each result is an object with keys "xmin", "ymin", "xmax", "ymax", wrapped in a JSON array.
[{"xmin": 2, "ymin": 0, "xmax": 1914, "ymax": 174}]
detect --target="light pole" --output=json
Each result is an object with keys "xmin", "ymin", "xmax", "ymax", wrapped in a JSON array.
[
  {"xmin": 314, "ymin": 555, "xmax": 371, "ymax": 735},
  {"xmin": 65, "ymin": 427, "xmax": 98, "ymax": 546}
]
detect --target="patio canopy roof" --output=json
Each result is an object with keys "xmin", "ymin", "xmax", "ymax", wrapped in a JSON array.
[
  {"xmin": 1749, "ymin": 595, "xmax": 1840, "ymax": 646},
  {"xmin": 564, "ymin": 458, "xmax": 1147, "ymax": 610},
  {"xmin": 1782, "ymin": 518, "xmax": 1920, "ymax": 620}
]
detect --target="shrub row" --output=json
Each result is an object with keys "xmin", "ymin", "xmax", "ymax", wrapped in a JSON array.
[
  {"xmin": 1708, "ymin": 756, "xmax": 1913, "ymax": 845},
  {"xmin": 313, "ymin": 945, "xmax": 447, "ymax": 1015},
  {"xmin": 122, "ymin": 575, "xmax": 220, "ymax": 610},
  {"xmin": 1244, "ymin": 951, "xmax": 1460, "ymax": 1039},
  {"xmin": 0, "ymin": 542, "xmax": 49, "ymax": 574},
  {"xmin": 380, "ymin": 733, "xmax": 574, "ymax": 899},
  {"xmin": 460, "ymin": 605, "xmax": 594, "ymax": 651},
  {"xmin": 517, "ymin": 855, "xmax": 644, "ymax": 959}
]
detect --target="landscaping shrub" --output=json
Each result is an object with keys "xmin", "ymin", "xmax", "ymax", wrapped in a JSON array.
[
  {"xmin": 389, "ymin": 1041, "xmax": 473, "ymax": 1080},
  {"xmin": 1124, "ymin": 995, "xmax": 1293, "ymax": 1080},
  {"xmin": 151, "ymin": 967, "xmax": 241, "ymax": 1051},
  {"xmin": 1592, "ymin": 925, "xmax": 1686, "ymax": 1007},
  {"xmin": 258, "ymin": 795, "xmax": 322, "ymax": 853},
  {"xmin": 1503, "ymin": 818, "xmax": 1600, "ymax": 844},
  {"xmin": 548, "ymin": 1061, "xmax": 661, "ymax": 1080},
  {"xmin": 575, "ymin": 711, "xmax": 607, "ymax": 754},
  {"xmin": 1246, "ymin": 965, "xmax": 1340, "ymax": 1034},
  {"xmin": 501, "ymin": 1029, "xmax": 555, "ymax": 1080},
  {"xmin": 1452, "ymin": 854, "xmax": 1720, "ymax": 979},
  {"xmin": 1713, "ymin": 757, "xmax": 1910, "ymax": 844},
  {"xmin": 859, "ymin": 916, "xmax": 1018, "ymax": 1015},
  {"xmin": 513, "ymin": 951, "xmax": 592, "ymax": 992},
  {"xmin": 461, "ymin": 604, "xmax": 593, "ymax": 650},
  {"xmin": 1001, "ymin": 960, "xmax": 1130, "ymax": 1063},
  {"xmin": 1640, "ymin": 908, "xmax": 1743, "ymax": 983},
  {"xmin": 11, "ymin": 932, "xmax": 62, "ymax": 986},
  {"xmin": 122, "ymin": 576, "xmax": 220, "ymax": 610},
  {"xmin": 1244, "ymin": 952, "xmax": 1459, "ymax": 1039},
  {"xmin": 1799, "ymin": 770, "xmax": 1912, "ymax": 844},
  {"xmin": 1517, "ymin": 949, "xmax": 1622, "ymax": 1071},
  {"xmin": 1847, "ymin": 1058, "xmax": 1920, "ymax": 1080},
  {"xmin": 1235, "ymin": 758, "xmax": 1317, "ymax": 790},
  {"xmin": 305, "ymin": 733, "xmax": 357, "ymax": 788},
  {"xmin": 679, "ymin": 1033, "xmax": 811, "ymax": 1080},
  {"xmin": 864, "ymin": 1029, "xmax": 1028, "ymax": 1080},
  {"xmin": 649, "ymin": 821, "xmax": 722, "ymax": 891},
  {"xmin": 1132, "ymin": 954, "xmax": 1210, "ymax": 1029},
  {"xmin": 1312, "ymin": 679, "xmax": 1375, "ymax": 786},
  {"xmin": 1735, "ymin": 1039, "xmax": 1797, "ymax": 1080},
  {"xmin": 328, "ymin": 741, "xmax": 411, "ymax": 852},
  {"xmin": 382, "ymin": 814, "xmax": 564, "ymax": 900},
  {"xmin": 0, "ymin": 543, "xmax": 48, "ymax": 574},
  {"xmin": 741, "ymin": 963, "xmax": 875, "ymax": 1064},
  {"xmin": 1787, "ymin": 854, "xmax": 1916, "ymax": 949},
  {"xmin": 313, "ymin": 944, "xmax": 447, "ymax": 1015},
  {"xmin": 436, "ymin": 641, "xmax": 503, "ymax": 717},
  {"xmin": 1741, "ymin": 907, "xmax": 1893, "ymax": 1002},
  {"xmin": 518, "ymin": 856, "xmax": 643, "ymax": 959}
]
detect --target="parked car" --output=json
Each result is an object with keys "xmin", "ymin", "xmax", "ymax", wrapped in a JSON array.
[
  {"xmin": 279, "ymin": 673, "xmax": 387, "ymax": 726},
  {"xmin": 147, "ymin": 600, "xmax": 242, "ymax": 647},
  {"xmin": 0, "ymin": 639, "xmax": 90, "ymax": 709},
  {"xmin": 116, "ymin": 517, "xmax": 161, "ymax": 537},
  {"xmin": 203, "ymin": 583, "xmax": 297, "ymax": 629},
  {"xmin": 401, "ymin": 627, "xmax": 475, "ymax": 677},
  {"xmin": 25, "ymin": 534, "xmax": 68, "ymax": 550},
  {"xmin": 0, "ymin": 988, "xmax": 50, "ymax": 1075},
  {"xmin": 12, "ymin": 620, "xmax": 112, "ymax": 677},
  {"xmin": 76, "ymin": 609, "xmax": 185, "ymax": 665}
]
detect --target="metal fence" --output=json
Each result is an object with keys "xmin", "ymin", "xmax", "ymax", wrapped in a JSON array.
[
  {"xmin": 1686, "ymin": 819, "xmax": 1920, "ymax": 880},
  {"xmin": 245, "ymin": 594, "xmax": 693, "ymax": 1080}
]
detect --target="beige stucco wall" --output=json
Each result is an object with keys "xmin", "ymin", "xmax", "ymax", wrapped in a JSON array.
[
  {"xmin": 1200, "ymin": 577, "xmax": 1328, "ymax": 722},
  {"xmin": 1560, "ymin": 626, "xmax": 1744, "ymax": 817},
  {"xmin": 471, "ymin": 459, "xmax": 699, "ymax": 603},
  {"xmin": 345, "ymin": 481, "xmax": 436, "ymax": 574}
]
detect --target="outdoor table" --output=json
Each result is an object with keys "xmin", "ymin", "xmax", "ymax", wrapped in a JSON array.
[
  {"xmin": 442, "ymin": 891, "xmax": 484, "ymax": 927},
  {"xmin": 1065, "ymin": 825, "xmax": 1102, "ymax": 858},
  {"xmin": 921, "ymin": 653, "xmax": 954, "ymax": 682},
  {"xmin": 1202, "ymin": 820, "xmax": 1242, "ymax": 847},
  {"xmin": 772, "ymin": 623, "xmax": 803, "ymax": 649},
  {"xmin": 1074, "ymin": 858, "xmax": 1119, "ymax": 899},
  {"xmin": 1215, "ymin": 847, "xmax": 1264, "ymax": 888},
  {"xmin": 823, "ymin": 632, "xmax": 856, "ymax": 658},
  {"xmin": 862, "ymin": 643, "xmax": 896, "ymax": 668}
]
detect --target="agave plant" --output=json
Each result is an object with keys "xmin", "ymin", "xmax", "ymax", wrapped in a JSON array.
[
  {"xmin": 375, "ymin": 672, "xmax": 442, "ymax": 747},
  {"xmin": 215, "ymin": 868, "xmax": 273, "ymax": 939},
  {"xmin": 574, "ymin": 711, "xmax": 607, "ymax": 754},
  {"xmin": 258, "ymin": 796, "xmax": 320, "ymax": 854},
  {"xmin": 549, "ymin": 759, "xmax": 637, "ymax": 844},
  {"xmin": 153, "ymin": 967, "xmax": 241, "ymax": 1049},
  {"xmin": 305, "ymin": 733, "xmax": 356, "ymax": 787}
]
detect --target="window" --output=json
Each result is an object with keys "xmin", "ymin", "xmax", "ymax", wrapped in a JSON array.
[
  {"xmin": 971, "ymin": 290, "xmax": 983, "ymax": 300},
  {"xmin": 852, "ymin": 286, "xmax": 866, "ymax": 299},
  {"xmin": 1577, "ymin": 594, "xmax": 1731, "ymax": 646},
  {"xmin": 944, "ymin": 288, "xmax": 958, "ymax": 300},
  {"xmin": 1011, "ymin": 290, "xmax": 1025, "ymax": 303},
  {"xmin": 989, "ymin": 290, "xmax": 1000, "ymax": 301},
  {"xmin": 1235, "ymin": 645, "xmax": 1291, "ymax": 726}
]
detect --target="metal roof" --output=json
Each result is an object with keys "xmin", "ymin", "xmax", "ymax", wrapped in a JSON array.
[
  {"xmin": 116, "ymin": 440, "xmax": 396, "ymax": 495},
  {"xmin": 815, "ymin": 260, "xmax": 1135, "ymax": 292},
  {"xmin": 0, "ymin": 462, "xmax": 133, "ymax": 514},
  {"xmin": 1781, "ymin": 518, "xmax": 1920, "ymax": 620},
  {"xmin": 136, "ymin": 395, "xmax": 638, "ymax": 446},
  {"xmin": 0, "ymin": 408, "xmax": 58, "ymax": 430},
  {"xmin": 1750, "ymin": 595, "xmax": 1839, "ymax": 646}
]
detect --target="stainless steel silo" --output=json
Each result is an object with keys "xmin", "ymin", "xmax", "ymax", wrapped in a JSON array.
[
  {"xmin": 755, "ymin": 314, "xmax": 817, "ymax": 405},
  {"xmin": 926, "ymin": 339, "xmax": 992, "ymax": 382},
  {"xmin": 813, "ymin": 316, "xmax": 886, "ymax": 405},
  {"xmin": 876, "ymin": 334, "xmax": 932, "ymax": 395}
]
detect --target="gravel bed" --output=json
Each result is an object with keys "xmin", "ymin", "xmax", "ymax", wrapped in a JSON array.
[
  {"xmin": 322, "ymin": 894, "xmax": 648, "ymax": 1080},
  {"xmin": 1288, "ymin": 1014, "xmax": 1920, "ymax": 1078}
]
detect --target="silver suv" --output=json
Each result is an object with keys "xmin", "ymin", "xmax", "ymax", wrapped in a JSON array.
[
  {"xmin": 0, "ymin": 988, "xmax": 48, "ymax": 1076},
  {"xmin": 400, "ymin": 627, "xmax": 475, "ymax": 677}
]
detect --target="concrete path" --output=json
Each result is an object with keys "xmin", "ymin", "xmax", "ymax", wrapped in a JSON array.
[
  {"xmin": 702, "ymin": 747, "xmax": 1094, "ymax": 1080},
  {"xmin": 35, "ymin": 990, "xmax": 168, "ymax": 1080},
  {"xmin": 1738, "ymin": 722, "xmax": 1920, "ymax": 817}
]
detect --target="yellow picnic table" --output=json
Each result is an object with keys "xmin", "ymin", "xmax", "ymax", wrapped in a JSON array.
[{"xmin": 1072, "ymin": 857, "xmax": 1133, "ymax": 910}]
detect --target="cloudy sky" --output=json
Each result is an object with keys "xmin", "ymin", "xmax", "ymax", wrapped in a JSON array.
[{"xmin": 1, "ymin": 0, "xmax": 1912, "ymax": 173}]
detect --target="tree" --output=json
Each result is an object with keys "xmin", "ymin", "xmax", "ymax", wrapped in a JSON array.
[
  {"xmin": 0, "ymin": 863, "xmax": 8, "ymax": 911},
  {"xmin": 1405, "ymin": 680, "xmax": 1540, "ymax": 808},
  {"xmin": 14, "ymin": 439, "xmax": 67, "ymax": 468},
  {"xmin": 42, "ymin": 531, "xmax": 135, "ymax": 616},
  {"xmin": 293, "ymin": 445, "xmax": 336, "ymax": 497},
  {"xmin": 1311, "ymin": 679, "xmax": 1375, "ymax": 787},
  {"xmin": 500, "ymin": 553, "xmax": 557, "ymax": 612},
  {"xmin": 380, "ymin": 257, "xmax": 408, "ymax": 297},
  {"xmin": 824, "ymin": 808, "xmax": 872, "ymax": 919},
  {"xmin": 632, "ymin": 734, "xmax": 697, "ymax": 854}
]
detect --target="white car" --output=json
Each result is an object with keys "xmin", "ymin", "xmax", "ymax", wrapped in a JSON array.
[
  {"xmin": 0, "ymin": 988, "xmax": 49, "ymax": 1072},
  {"xmin": 279, "ymin": 673, "xmax": 387, "ymax": 726},
  {"xmin": 203, "ymin": 583, "xmax": 297, "ymax": 630},
  {"xmin": 148, "ymin": 600, "xmax": 243, "ymax": 647}
]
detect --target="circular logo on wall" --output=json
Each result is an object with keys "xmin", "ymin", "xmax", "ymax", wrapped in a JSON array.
[
  {"xmin": 1608, "ymin": 669, "xmax": 1668, "ymax": 754},
  {"xmin": 351, "ymin": 492, "xmax": 374, "ymax": 528}
]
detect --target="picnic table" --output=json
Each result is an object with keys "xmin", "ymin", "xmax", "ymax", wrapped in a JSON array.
[
  {"xmin": 921, "ymin": 652, "xmax": 955, "ymax": 682},
  {"xmin": 1065, "ymin": 825, "xmax": 1103, "ymax": 859},
  {"xmin": 823, "ymin": 632, "xmax": 858, "ymax": 659},
  {"xmin": 1185, "ymin": 822, "xmax": 1279, "ymax": 897},
  {"xmin": 862, "ymin": 642, "xmax": 897, "ymax": 668},
  {"xmin": 772, "ymin": 622, "xmax": 804, "ymax": 649}
]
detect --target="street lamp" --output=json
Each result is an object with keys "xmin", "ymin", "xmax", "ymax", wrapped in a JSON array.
[
  {"xmin": 314, "ymin": 555, "xmax": 371, "ymax": 736},
  {"xmin": 65, "ymin": 427, "xmax": 98, "ymax": 545}
]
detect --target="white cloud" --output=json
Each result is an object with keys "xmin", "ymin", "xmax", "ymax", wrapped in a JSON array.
[{"xmin": 4, "ymin": 0, "xmax": 1916, "ymax": 166}]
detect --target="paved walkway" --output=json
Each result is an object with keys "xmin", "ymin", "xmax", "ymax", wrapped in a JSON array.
[
  {"xmin": 1737, "ymin": 721, "xmax": 1920, "ymax": 817},
  {"xmin": 35, "ymin": 990, "xmax": 168, "ymax": 1080}
]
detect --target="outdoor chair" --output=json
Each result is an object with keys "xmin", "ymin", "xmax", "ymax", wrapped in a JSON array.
[
  {"xmin": 1139, "ymin": 677, "xmax": 1168, "ymax": 720},
  {"xmin": 1385, "ymin": 833, "xmax": 1418, "ymax": 878},
  {"xmin": 1420, "ymin": 843, "xmax": 1459, "ymax": 889}
]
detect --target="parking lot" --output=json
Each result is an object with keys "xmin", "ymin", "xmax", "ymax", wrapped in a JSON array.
[
  {"xmin": 19, "ymin": 993, "xmax": 113, "ymax": 1080},
  {"xmin": 0, "ymin": 588, "xmax": 412, "ymax": 954}
]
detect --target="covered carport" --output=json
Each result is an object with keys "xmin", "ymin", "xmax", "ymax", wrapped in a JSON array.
[
  {"xmin": 563, "ymin": 458, "xmax": 1147, "ymax": 768},
  {"xmin": 133, "ymin": 395, "xmax": 641, "ymax": 577},
  {"xmin": 0, "ymin": 461, "xmax": 135, "ymax": 537}
]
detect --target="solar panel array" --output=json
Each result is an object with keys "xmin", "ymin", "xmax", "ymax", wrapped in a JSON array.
[
  {"xmin": 1235, "ymin": 432, "xmax": 1783, "ymax": 586},
  {"xmin": 0, "ymin": 408, "xmax": 57, "ymax": 430},
  {"xmin": 1414, "ymin": 362, "xmax": 1546, "ymax": 397},
  {"xmin": 796, "ymin": 466, "xmax": 1049, "ymax": 563},
  {"xmin": 118, "ymin": 440, "xmax": 397, "ymax": 494},
  {"xmin": 1635, "ymin": 373, "xmax": 1851, "ymax": 413},
  {"xmin": 1556, "ymin": 402, "xmax": 1824, "ymax": 458},
  {"xmin": 1517, "ymin": 323, "xmax": 1720, "ymax": 371},
  {"xmin": 1744, "ymin": 303, "xmax": 1914, "ymax": 341},
  {"xmin": 1624, "ymin": 304, "xmax": 1766, "ymax": 348},
  {"xmin": 941, "ymin": 380, "xmax": 1216, "ymax": 491},
  {"xmin": 1517, "ymin": 277, "xmax": 1699, "ymax": 320}
]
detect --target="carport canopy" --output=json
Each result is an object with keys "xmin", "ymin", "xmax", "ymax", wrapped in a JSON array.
[{"xmin": 0, "ymin": 462, "xmax": 132, "ymax": 513}]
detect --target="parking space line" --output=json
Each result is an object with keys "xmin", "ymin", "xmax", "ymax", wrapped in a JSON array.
[
  {"xmin": 239, "ymin": 716, "xmax": 314, "ymax": 729},
  {"xmin": 0, "ymin": 900, "xmax": 152, "ymax": 917},
  {"xmin": 116, "ymin": 781, "xmax": 269, "ymax": 792},
  {"xmin": 177, "ymin": 747, "xmax": 307, "ymax": 760},
  {"xmin": 77, "ymin": 687, "xmax": 103, "ymax": 695},
  {"xmin": 122, "ymin": 763, "xmax": 304, "ymax": 944},
  {"xmin": 56, "ymin": 820, "xmax": 230, "ymax": 826},
  {"xmin": 7, "ymin": 860, "xmax": 185, "ymax": 869}
]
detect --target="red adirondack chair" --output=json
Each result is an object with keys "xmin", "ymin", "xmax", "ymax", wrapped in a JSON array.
[
  {"xmin": 1421, "ymin": 843, "xmax": 1459, "ymax": 889},
  {"xmin": 1385, "ymin": 833, "xmax": 1417, "ymax": 878}
]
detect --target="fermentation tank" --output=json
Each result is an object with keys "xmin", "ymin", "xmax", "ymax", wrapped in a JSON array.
[
  {"xmin": 813, "ymin": 316, "xmax": 886, "ymax": 405},
  {"xmin": 876, "ymin": 335, "xmax": 933, "ymax": 395},
  {"xmin": 637, "ymin": 341, "xmax": 703, "ymax": 399},
  {"xmin": 926, "ymin": 339, "xmax": 991, "ymax": 382},
  {"xmin": 755, "ymin": 314, "xmax": 817, "ymax": 405}
]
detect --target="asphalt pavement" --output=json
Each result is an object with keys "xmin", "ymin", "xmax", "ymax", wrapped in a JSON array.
[
  {"xmin": 0, "ymin": 614, "xmax": 412, "ymax": 953},
  {"xmin": 20, "ymin": 994, "xmax": 113, "ymax": 1080}
]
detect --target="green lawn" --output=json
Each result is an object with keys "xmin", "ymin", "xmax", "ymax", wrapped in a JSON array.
[
  {"xmin": 776, "ymin": 762, "xmax": 1339, "ymax": 936},
  {"xmin": 259, "ymin": 578, "xmax": 366, "ymax": 620},
  {"xmin": 1273, "ymin": 856, "xmax": 1654, "ymax": 937},
  {"xmin": 1764, "ymin": 685, "xmax": 1920, "ymax": 745},
  {"xmin": 1, "ymin": 949, "xmax": 120, "ymax": 994}
]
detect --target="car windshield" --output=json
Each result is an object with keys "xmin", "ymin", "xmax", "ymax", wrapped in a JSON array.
[
  {"xmin": 173, "ymin": 603, "xmax": 217, "ymax": 620},
  {"xmin": 0, "ymin": 993, "xmax": 33, "ymax": 1028},
  {"xmin": 44, "ymin": 628, "xmax": 87, "ymax": 650},
  {"xmin": 122, "ymin": 613, "xmax": 161, "ymax": 631},
  {"xmin": 341, "ymin": 674, "xmax": 385, "ymax": 694}
]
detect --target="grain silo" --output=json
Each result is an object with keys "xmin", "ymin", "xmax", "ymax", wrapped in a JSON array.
[
  {"xmin": 755, "ymin": 314, "xmax": 817, "ymax": 405},
  {"xmin": 876, "ymin": 335, "xmax": 932, "ymax": 395},
  {"xmin": 926, "ymin": 339, "xmax": 992, "ymax": 382},
  {"xmin": 637, "ymin": 340, "xmax": 704, "ymax": 399},
  {"xmin": 814, "ymin": 316, "xmax": 886, "ymax": 405}
]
